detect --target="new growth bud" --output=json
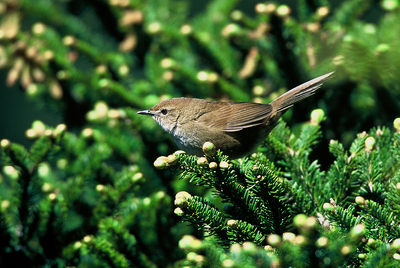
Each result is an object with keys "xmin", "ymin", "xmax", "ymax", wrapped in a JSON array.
[
  {"xmin": 197, "ymin": 157, "xmax": 209, "ymax": 167},
  {"xmin": 203, "ymin": 142, "xmax": 217, "ymax": 157},
  {"xmin": 267, "ymin": 234, "xmax": 281, "ymax": 247},
  {"xmin": 227, "ymin": 219, "xmax": 239, "ymax": 229},
  {"xmin": 154, "ymin": 154, "xmax": 179, "ymax": 169},
  {"xmin": 174, "ymin": 191, "xmax": 192, "ymax": 209},
  {"xmin": 219, "ymin": 161, "xmax": 229, "ymax": 170},
  {"xmin": 349, "ymin": 224, "xmax": 366, "ymax": 242},
  {"xmin": 365, "ymin": 136, "xmax": 376, "ymax": 152},
  {"xmin": 355, "ymin": 196, "xmax": 366, "ymax": 206},
  {"xmin": 310, "ymin": 109, "xmax": 325, "ymax": 125},
  {"xmin": 394, "ymin": 118, "xmax": 400, "ymax": 133}
]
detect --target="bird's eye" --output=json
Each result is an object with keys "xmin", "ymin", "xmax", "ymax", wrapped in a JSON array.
[{"xmin": 161, "ymin": 109, "xmax": 168, "ymax": 115}]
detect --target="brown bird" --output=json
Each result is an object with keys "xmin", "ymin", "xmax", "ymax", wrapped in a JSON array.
[{"xmin": 137, "ymin": 72, "xmax": 333, "ymax": 159}]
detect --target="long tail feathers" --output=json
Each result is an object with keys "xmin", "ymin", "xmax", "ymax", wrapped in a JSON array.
[{"xmin": 271, "ymin": 72, "xmax": 334, "ymax": 113}]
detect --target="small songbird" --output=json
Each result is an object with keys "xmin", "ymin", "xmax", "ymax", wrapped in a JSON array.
[{"xmin": 137, "ymin": 72, "xmax": 333, "ymax": 159}]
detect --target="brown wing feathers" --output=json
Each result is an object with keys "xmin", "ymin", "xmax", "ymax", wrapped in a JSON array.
[
  {"xmin": 224, "ymin": 103, "xmax": 273, "ymax": 132},
  {"xmin": 271, "ymin": 72, "xmax": 334, "ymax": 114},
  {"xmin": 224, "ymin": 72, "xmax": 334, "ymax": 132}
]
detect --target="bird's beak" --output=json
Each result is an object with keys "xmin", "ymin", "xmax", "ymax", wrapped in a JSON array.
[{"xmin": 137, "ymin": 109, "xmax": 154, "ymax": 116}]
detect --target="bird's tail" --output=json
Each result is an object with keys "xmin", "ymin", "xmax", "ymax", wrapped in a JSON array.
[{"xmin": 271, "ymin": 72, "xmax": 334, "ymax": 114}]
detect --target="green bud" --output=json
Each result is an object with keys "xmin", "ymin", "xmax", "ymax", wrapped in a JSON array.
[
  {"xmin": 56, "ymin": 158, "xmax": 68, "ymax": 170},
  {"xmin": 37, "ymin": 163, "xmax": 51, "ymax": 178},
  {"xmin": 323, "ymin": 203, "xmax": 335, "ymax": 213},
  {"xmin": 53, "ymin": 124, "xmax": 67, "ymax": 137},
  {"xmin": 375, "ymin": 44, "xmax": 390, "ymax": 52},
  {"xmin": 310, "ymin": 109, "xmax": 325, "ymax": 125},
  {"xmin": 221, "ymin": 259, "xmax": 235, "ymax": 268},
  {"xmin": 174, "ymin": 197, "xmax": 189, "ymax": 209},
  {"xmin": 49, "ymin": 193, "xmax": 57, "ymax": 201},
  {"xmin": 304, "ymin": 216, "xmax": 318, "ymax": 229},
  {"xmin": 155, "ymin": 191, "xmax": 166, "ymax": 201},
  {"xmin": 131, "ymin": 172, "xmax": 142, "ymax": 183},
  {"xmin": 381, "ymin": 0, "xmax": 399, "ymax": 11},
  {"xmin": 86, "ymin": 110, "xmax": 97, "ymax": 122},
  {"xmin": 32, "ymin": 120, "xmax": 46, "ymax": 133},
  {"xmin": 194, "ymin": 255, "xmax": 205, "ymax": 264},
  {"xmin": 154, "ymin": 156, "xmax": 169, "ymax": 169},
  {"xmin": 276, "ymin": 5, "xmax": 291, "ymax": 17},
  {"xmin": 3, "ymin": 166, "xmax": 19, "ymax": 180},
  {"xmin": 174, "ymin": 192, "xmax": 191, "ymax": 208},
  {"xmin": 341, "ymin": 245, "xmax": 353, "ymax": 255},
  {"xmin": 197, "ymin": 157, "xmax": 208, "ymax": 167},
  {"xmin": 142, "ymin": 197, "xmax": 151, "ymax": 206},
  {"xmin": 256, "ymin": 3, "xmax": 276, "ymax": 14},
  {"xmin": 175, "ymin": 191, "xmax": 192, "ymax": 200},
  {"xmin": 358, "ymin": 253, "xmax": 366, "ymax": 259},
  {"xmin": 94, "ymin": 101, "xmax": 108, "ymax": 119},
  {"xmin": 367, "ymin": 238, "xmax": 377, "ymax": 248},
  {"xmin": 167, "ymin": 154, "xmax": 178, "ymax": 165},
  {"xmin": 203, "ymin": 141, "xmax": 216, "ymax": 157},
  {"xmin": 252, "ymin": 85, "xmax": 265, "ymax": 96},
  {"xmin": 180, "ymin": 24, "xmax": 192, "ymax": 35},
  {"xmin": 160, "ymin": 58, "xmax": 176, "ymax": 68},
  {"xmin": 32, "ymin": 23, "xmax": 46, "ymax": 35},
  {"xmin": 179, "ymin": 235, "xmax": 202, "ymax": 250},
  {"xmin": 146, "ymin": 22, "xmax": 162, "ymax": 34},
  {"xmin": 394, "ymin": 118, "xmax": 400, "ymax": 131},
  {"xmin": 83, "ymin": 235, "xmax": 92, "ymax": 243},
  {"xmin": 41, "ymin": 183, "xmax": 54, "ymax": 193},
  {"xmin": 209, "ymin": 162, "xmax": 218, "ymax": 169},
  {"xmin": 282, "ymin": 232, "xmax": 296, "ymax": 242},
  {"xmin": 264, "ymin": 245, "xmax": 274, "ymax": 252},
  {"xmin": 349, "ymin": 224, "xmax": 366, "ymax": 242},
  {"xmin": 294, "ymin": 235, "xmax": 308, "ymax": 245},
  {"xmin": 186, "ymin": 252, "xmax": 197, "ymax": 261},
  {"xmin": 81, "ymin": 128, "xmax": 93, "ymax": 138},
  {"xmin": 96, "ymin": 184, "xmax": 105, "ymax": 192},
  {"xmin": 1, "ymin": 200, "xmax": 10, "ymax": 212},
  {"xmin": 174, "ymin": 150, "xmax": 186, "ymax": 156},
  {"xmin": 316, "ymin": 237, "xmax": 329, "ymax": 248},
  {"xmin": 44, "ymin": 129, "xmax": 53, "ymax": 137},
  {"xmin": 365, "ymin": 137, "xmax": 375, "ymax": 151},
  {"xmin": 219, "ymin": 161, "xmax": 229, "ymax": 170},
  {"xmin": 56, "ymin": 70, "xmax": 70, "ymax": 80},
  {"xmin": 242, "ymin": 242, "xmax": 256, "ymax": 252},
  {"xmin": 355, "ymin": 196, "xmax": 366, "ymax": 206},
  {"xmin": 293, "ymin": 214, "xmax": 308, "ymax": 228},
  {"xmin": 363, "ymin": 23, "xmax": 376, "ymax": 34},
  {"xmin": 231, "ymin": 10, "xmax": 243, "ymax": 21},
  {"xmin": 221, "ymin": 23, "xmax": 241, "ymax": 37},
  {"xmin": 25, "ymin": 129, "xmax": 38, "ymax": 139},
  {"xmin": 27, "ymin": 84, "xmax": 39, "ymax": 96},
  {"xmin": 73, "ymin": 241, "xmax": 82, "ymax": 250},
  {"xmin": 227, "ymin": 219, "xmax": 239, "ymax": 229},
  {"xmin": 118, "ymin": 64, "xmax": 129, "ymax": 77},
  {"xmin": 230, "ymin": 243, "xmax": 242, "ymax": 253},
  {"xmin": 391, "ymin": 238, "xmax": 400, "ymax": 249},
  {"xmin": 0, "ymin": 139, "xmax": 11, "ymax": 149},
  {"xmin": 267, "ymin": 234, "xmax": 281, "ymax": 247},
  {"xmin": 343, "ymin": 35, "xmax": 353, "ymax": 42}
]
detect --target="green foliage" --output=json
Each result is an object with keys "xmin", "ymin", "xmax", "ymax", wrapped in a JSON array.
[
  {"xmin": 1, "ymin": 0, "xmax": 400, "ymax": 267},
  {"xmin": 170, "ymin": 121, "xmax": 400, "ymax": 267}
]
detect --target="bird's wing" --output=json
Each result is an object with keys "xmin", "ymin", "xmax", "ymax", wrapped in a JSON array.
[
  {"xmin": 223, "ymin": 103, "xmax": 273, "ymax": 132},
  {"xmin": 195, "ymin": 102, "xmax": 272, "ymax": 132}
]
